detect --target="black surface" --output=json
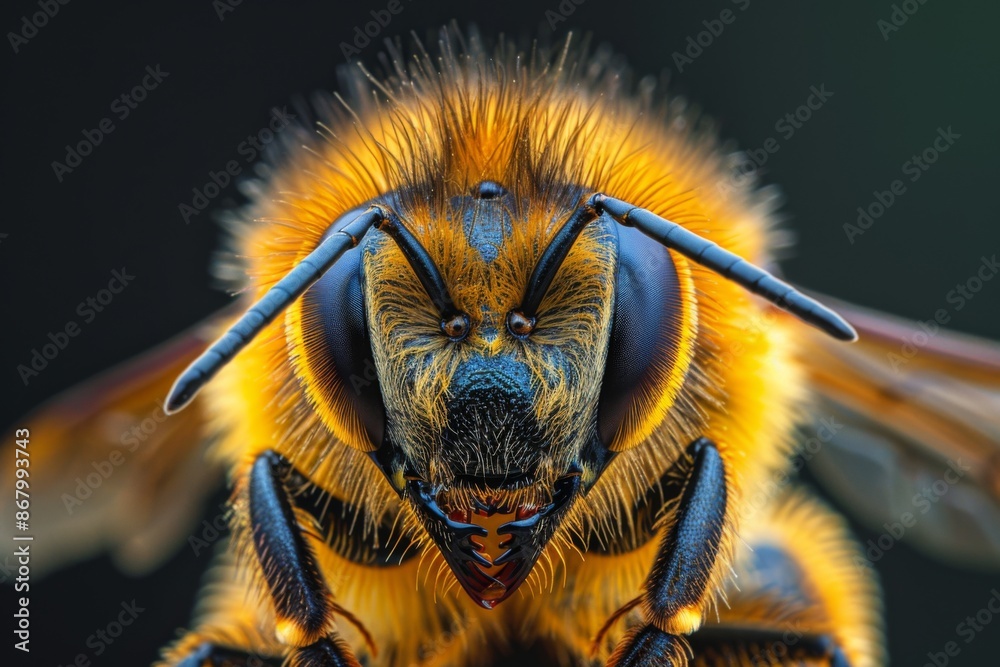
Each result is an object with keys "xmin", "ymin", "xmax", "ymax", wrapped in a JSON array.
[
  {"xmin": 644, "ymin": 438, "xmax": 726, "ymax": 624},
  {"xmin": 2, "ymin": 1, "xmax": 998, "ymax": 665},
  {"xmin": 248, "ymin": 452, "xmax": 331, "ymax": 637}
]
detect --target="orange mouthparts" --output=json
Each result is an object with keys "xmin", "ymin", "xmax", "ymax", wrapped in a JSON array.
[
  {"xmin": 407, "ymin": 473, "xmax": 580, "ymax": 609},
  {"xmin": 447, "ymin": 502, "xmax": 539, "ymax": 608}
]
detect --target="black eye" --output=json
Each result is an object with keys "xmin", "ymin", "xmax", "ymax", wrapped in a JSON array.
[
  {"xmin": 597, "ymin": 223, "xmax": 685, "ymax": 447},
  {"xmin": 301, "ymin": 203, "xmax": 386, "ymax": 448},
  {"xmin": 441, "ymin": 312, "xmax": 471, "ymax": 341}
]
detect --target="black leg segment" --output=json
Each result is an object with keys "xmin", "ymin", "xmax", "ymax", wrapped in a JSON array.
[
  {"xmin": 643, "ymin": 436, "xmax": 727, "ymax": 631},
  {"xmin": 288, "ymin": 636, "xmax": 363, "ymax": 667},
  {"xmin": 249, "ymin": 451, "xmax": 335, "ymax": 641},
  {"xmin": 248, "ymin": 450, "xmax": 370, "ymax": 663},
  {"xmin": 608, "ymin": 625, "xmax": 687, "ymax": 667},
  {"xmin": 606, "ymin": 437, "xmax": 727, "ymax": 666}
]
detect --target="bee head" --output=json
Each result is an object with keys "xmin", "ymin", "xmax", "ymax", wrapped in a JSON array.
[
  {"xmin": 166, "ymin": 175, "xmax": 846, "ymax": 607},
  {"xmin": 163, "ymin": 38, "xmax": 853, "ymax": 614},
  {"xmin": 297, "ymin": 182, "xmax": 696, "ymax": 608}
]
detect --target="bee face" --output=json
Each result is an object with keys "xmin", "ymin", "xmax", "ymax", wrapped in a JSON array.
[
  {"xmin": 298, "ymin": 179, "xmax": 696, "ymax": 607},
  {"xmin": 36, "ymin": 33, "xmax": 915, "ymax": 666},
  {"xmin": 364, "ymin": 186, "xmax": 616, "ymax": 485}
]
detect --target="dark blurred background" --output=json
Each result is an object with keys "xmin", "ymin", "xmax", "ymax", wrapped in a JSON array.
[{"xmin": 2, "ymin": 0, "xmax": 997, "ymax": 665}]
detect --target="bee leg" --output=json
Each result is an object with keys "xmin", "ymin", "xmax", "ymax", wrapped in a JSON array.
[
  {"xmin": 607, "ymin": 626, "xmax": 689, "ymax": 667},
  {"xmin": 682, "ymin": 490, "xmax": 883, "ymax": 666},
  {"xmin": 607, "ymin": 436, "xmax": 727, "ymax": 667},
  {"xmin": 249, "ymin": 450, "xmax": 363, "ymax": 666}
]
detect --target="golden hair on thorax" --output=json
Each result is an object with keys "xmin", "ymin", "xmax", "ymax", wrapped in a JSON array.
[{"xmin": 15, "ymin": 27, "xmax": 1000, "ymax": 667}]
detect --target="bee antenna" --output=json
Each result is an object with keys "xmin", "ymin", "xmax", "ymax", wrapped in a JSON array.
[
  {"xmin": 516, "ymin": 193, "xmax": 857, "ymax": 343},
  {"xmin": 166, "ymin": 204, "xmax": 461, "ymax": 414},
  {"xmin": 376, "ymin": 208, "xmax": 460, "ymax": 317},
  {"xmin": 165, "ymin": 206, "xmax": 384, "ymax": 414}
]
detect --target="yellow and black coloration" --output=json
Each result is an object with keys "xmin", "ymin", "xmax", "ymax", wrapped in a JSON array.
[{"xmin": 8, "ymin": 29, "xmax": 1000, "ymax": 667}]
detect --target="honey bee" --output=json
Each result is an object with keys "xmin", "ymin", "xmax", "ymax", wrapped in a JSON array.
[{"xmin": 8, "ymin": 29, "xmax": 1000, "ymax": 667}]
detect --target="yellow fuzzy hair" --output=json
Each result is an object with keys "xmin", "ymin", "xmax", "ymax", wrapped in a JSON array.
[{"xmin": 180, "ymin": 28, "xmax": 877, "ymax": 666}]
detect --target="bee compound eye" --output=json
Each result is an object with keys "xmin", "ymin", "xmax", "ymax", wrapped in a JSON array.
[
  {"xmin": 597, "ymin": 224, "xmax": 683, "ymax": 448},
  {"xmin": 301, "ymin": 202, "xmax": 388, "ymax": 448},
  {"xmin": 506, "ymin": 310, "xmax": 536, "ymax": 338},
  {"xmin": 441, "ymin": 312, "xmax": 471, "ymax": 341}
]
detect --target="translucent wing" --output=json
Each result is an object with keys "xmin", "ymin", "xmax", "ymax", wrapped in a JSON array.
[
  {"xmin": 1, "ymin": 313, "xmax": 230, "ymax": 578},
  {"xmin": 794, "ymin": 294, "xmax": 1000, "ymax": 569}
]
